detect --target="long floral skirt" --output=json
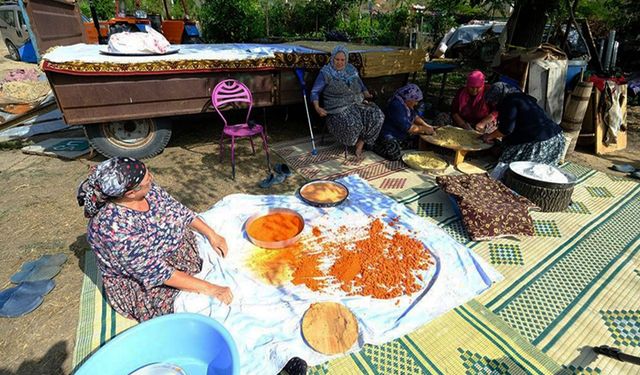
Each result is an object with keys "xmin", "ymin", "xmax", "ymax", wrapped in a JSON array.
[
  {"xmin": 326, "ymin": 103, "xmax": 384, "ymax": 147},
  {"xmin": 102, "ymin": 230, "xmax": 202, "ymax": 322},
  {"xmin": 499, "ymin": 133, "xmax": 566, "ymax": 165}
]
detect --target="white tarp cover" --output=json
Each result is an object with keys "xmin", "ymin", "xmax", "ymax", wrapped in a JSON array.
[
  {"xmin": 174, "ymin": 175, "xmax": 502, "ymax": 374},
  {"xmin": 42, "ymin": 43, "xmax": 324, "ymax": 64}
]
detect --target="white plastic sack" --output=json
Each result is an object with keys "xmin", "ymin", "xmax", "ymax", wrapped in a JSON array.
[{"xmin": 107, "ymin": 27, "xmax": 170, "ymax": 54}]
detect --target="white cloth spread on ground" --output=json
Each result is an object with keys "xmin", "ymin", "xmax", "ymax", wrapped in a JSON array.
[
  {"xmin": 174, "ymin": 175, "xmax": 502, "ymax": 374},
  {"xmin": 42, "ymin": 43, "xmax": 323, "ymax": 64}
]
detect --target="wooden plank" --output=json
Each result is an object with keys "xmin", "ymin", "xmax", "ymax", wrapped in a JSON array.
[
  {"xmin": 25, "ymin": 0, "xmax": 87, "ymax": 55},
  {"xmin": 453, "ymin": 150, "xmax": 467, "ymax": 166},
  {"xmin": 46, "ymin": 71, "xmax": 280, "ymax": 124}
]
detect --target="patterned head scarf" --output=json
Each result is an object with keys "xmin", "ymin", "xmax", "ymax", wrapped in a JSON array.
[
  {"xmin": 77, "ymin": 157, "xmax": 147, "ymax": 218},
  {"xmin": 391, "ymin": 83, "xmax": 423, "ymax": 118},
  {"xmin": 393, "ymin": 83, "xmax": 423, "ymax": 102},
  {"xmin": 320, "ymin": 45, "xmax": 359, "ymax": 83},
  {"xmin": 484, "ymin": 82, "xmax": 521, "ymax": 105}
]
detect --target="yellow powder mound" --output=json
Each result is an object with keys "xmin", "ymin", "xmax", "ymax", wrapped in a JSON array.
[
  {"xmin": 403, "ymin": 152, "xmax": 447, "ymax": 170},
  {"xmin": 431, "ymin": 126, "xmax": 485, "ymax": 148}
]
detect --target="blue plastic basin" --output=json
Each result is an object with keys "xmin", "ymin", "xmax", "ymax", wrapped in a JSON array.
[{"xmin": 75, "ymin": 313, "xmax": 240, "ymax": 375}]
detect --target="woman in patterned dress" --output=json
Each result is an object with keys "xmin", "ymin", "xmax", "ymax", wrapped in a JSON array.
[
  {"xmin": 481, "ymin": 82, "xmax": 566, "ymax": 179},
  {"xmin": 310, "ymin": 45, "xmax": 384, "ymax": 158},
  {"xmin": 77, "ymin": 157, "xmax": 233, "ymax": 322},
  {"xmin": 375, "ymin": 83, "xmax": 435, "ymax": 160}
]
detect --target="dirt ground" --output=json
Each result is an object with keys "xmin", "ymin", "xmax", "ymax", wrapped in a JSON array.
[{"xmin": 0, "ymin": 48, "xmax": 638, "ymax": 374}]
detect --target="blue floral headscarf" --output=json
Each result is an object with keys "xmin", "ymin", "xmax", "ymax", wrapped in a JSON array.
[
  {"xmin": 391, "ymin": 83, "xmax": 424, "ymax": 118},
  {"xmin": 77, "ymin": 157, "xmax": 147, "ymax": 218},
  {"xmin": 484, "ymin": 82, "xmax": 521, "ymax": 105},
  {"xmin": 320, "ymin": 45, "xmax": 359, "ymax": 83}
]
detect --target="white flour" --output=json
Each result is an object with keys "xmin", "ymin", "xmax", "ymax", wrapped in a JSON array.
[{"xmin": 521, "ymin": 164, "xmax": 569, "ymax": 183}]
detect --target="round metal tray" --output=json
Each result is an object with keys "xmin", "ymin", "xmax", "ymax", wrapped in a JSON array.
[
  {"xmin": 421, "ymin": 126, "xmax": 492, "ymax": 151},
  {"xmin": 297, "ymin": 180, "xmax": 349, "ymax": 207},
  {"xmin": 244, "ymin": 208, "xmax": 305, "ymax": 249}
]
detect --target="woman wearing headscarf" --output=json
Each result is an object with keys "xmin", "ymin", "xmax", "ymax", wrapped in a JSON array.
[
  {"xmin": 77, "ymin": 157, "xmax": 233, "ymax": 322},
  {"xmin": 482, "ymin": 82, "xmax": 565, "ymax": 177},
  {"xmin": 375, "ymin": 83, "xmax": 435, "ymax": 160},
  {"xmin": 310, "ymin": 45, "xmax": 384, "ymax": 157},
  {"xmin": 435, "ymin": 70, "xmax": 497, "ymax": 133}
]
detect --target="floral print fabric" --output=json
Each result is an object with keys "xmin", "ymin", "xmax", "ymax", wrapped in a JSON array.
[
  {"xmin": 87, "ymin": 183, "xmax": 200, "ymax": 321},
  {"xmin": 436, "ymin": 174, "xmax": 537, "ymax": 241}
]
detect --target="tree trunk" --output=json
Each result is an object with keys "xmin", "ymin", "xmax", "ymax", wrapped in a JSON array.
[{"xmin": 508, "ymin": 0, "xmax": 560, "ymax": 48}]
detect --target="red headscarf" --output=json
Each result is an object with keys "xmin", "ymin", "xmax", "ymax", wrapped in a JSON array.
[{"xmin": 454, "ymin": 70, "xmax": 491, "ymax": 123}]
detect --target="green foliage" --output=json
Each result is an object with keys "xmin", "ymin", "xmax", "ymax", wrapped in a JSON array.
[
  {"xmin": 373, "ymin": 6, "xmax": 411, "ymax": 45},
  {"xmin": 78, "ymin": 0, "xmax": 115, "ymax": 20},
  {"xmin": 576, "ymin": 0, "xmax": 639, "ymax": 31},
  {"xmin": 335, "ymin": 5, "xmax": 370, "ymax": 41},
  {"xmin": 199, "ymin": 0, "xmax": 265, "ymax": 42}
]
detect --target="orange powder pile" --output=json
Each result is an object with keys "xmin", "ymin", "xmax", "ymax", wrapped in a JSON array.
[
  {"xmin": 246, "ymin": 212, "xmax": 303, "ymax": 242},
  {"xmin": 247, "ymin": 216, "xmax": 432, "ymax": 299},
  {"xmin": 329, "ymin": 218, "xmax": 432, "ymax": 299}
]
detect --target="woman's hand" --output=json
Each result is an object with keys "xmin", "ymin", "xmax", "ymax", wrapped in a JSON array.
[
  {"xmin": 363, "ymin": 91, "xmax": 374, "ymax": 100},
  {"xmin": 207, "ymin": 232, "xmax": 228, "ymax": 258},
  {"xmin": 165, "ymin": 271, "xmax": 233, "ymax": 305},
  {"xmin": 315, "ymin": 106, "xmax": 327, "ymax": 117},
  {"xmin": 422, "ymin": 125, "xmax": 435, "ymax": 135},
  {"xmin": 481, "ymin": 134, "xmax": 494, "ymax": 144},
  {"xmin": 207, "ymin": 284, "xmax": 233, "ymax": 305}
]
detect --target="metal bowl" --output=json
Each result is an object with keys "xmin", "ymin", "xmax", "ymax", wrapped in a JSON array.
[
  {"xmin": 244, "ymin": 208, "xmax": 305, "ymax": 249},
  {"xmin": 297, "ymin": 180, "xmax": 349, "ymax": 207}
]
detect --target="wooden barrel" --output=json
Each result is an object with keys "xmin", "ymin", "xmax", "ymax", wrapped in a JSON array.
[
  {"xmin": 561, "ymin": 81, "xmax": 593, "ymax": 131},
  {"xmin": 561, "ymin": 81, "xmax": 593, "ymax": 153}
]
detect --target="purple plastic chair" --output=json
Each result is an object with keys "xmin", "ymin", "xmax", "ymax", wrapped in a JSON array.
[{"xmin": 211, "ymin": 79, "xmax": 270, "ymax": 179}]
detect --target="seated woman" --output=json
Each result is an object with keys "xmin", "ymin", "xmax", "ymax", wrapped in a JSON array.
[
  {"xmin": 435, "ymin": 70, "xmax": 497, "ymax": 133},
  {"xmin": 77, "ymin": 157, "xmax": 233, "ymax": 322},
  {"xmin": 375, "ymin": 83, "xmax": 435, "ymax": 160},
  {"xmin": 311, "ymin": 45, "xmax": 384, "ymax": 157},
  {"xmin": 481, "ymin": 82, "xmax": 565, "ymax": 177}
]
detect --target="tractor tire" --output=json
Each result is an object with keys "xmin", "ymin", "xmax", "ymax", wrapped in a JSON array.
[{"xmin": 84, "ymin": 118, "xmax": 172, "ymax": 159}]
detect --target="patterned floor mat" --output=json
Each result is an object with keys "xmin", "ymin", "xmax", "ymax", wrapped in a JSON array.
[
  {"xmin": 72, "ymin": 137, "xmax": 640, "ymax": 374},
  {"xmin": 272, "ymin": 138, "xmax": 640, "ymax": 374}
]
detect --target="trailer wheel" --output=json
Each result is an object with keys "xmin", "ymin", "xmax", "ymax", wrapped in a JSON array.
[{"xmin": 84, "ymin": 118, "xmax": 172, "ymax": 159}]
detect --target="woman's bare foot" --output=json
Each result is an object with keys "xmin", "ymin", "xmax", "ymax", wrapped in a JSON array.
[{"xmin": 355, "ymin": 139, "xmax": 365, "ymax": 157}]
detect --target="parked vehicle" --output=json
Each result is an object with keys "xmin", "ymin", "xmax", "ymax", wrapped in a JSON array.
[
  {"xmin": 26, "ymin": 0, "xmax": 418, "ymax": 159},
  {"xmin": 83, "ymin": 0, "xmax": 202, "ymax": 45},
  {"xmin": 0, "ymin": 1, "xmax": 28, "ymax": 60}
]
